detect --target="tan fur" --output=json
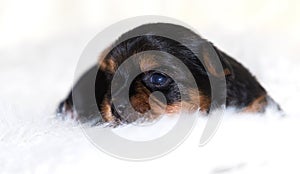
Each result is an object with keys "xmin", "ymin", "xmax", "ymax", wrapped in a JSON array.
[
  {"xmin": 100, "ymin": 96, "xmax": 115, "ymax": 122},
  {"xmin": 129, "ymin": 82, "xmax": 151, "ymax": 114},
  {"xmin": 100, "ymin": 58, "xmax": 117, "ymax": 73},
  {"xmin": 139, "ymin": 56, "xmax": 159, "ymax": 72},
  {"xmin": 203, "ymin": 50, "xmax": 231, "ymax": 77},
  {"xmin": 99, "ymin": 46, "xmax": 117, "ymax": 73},
  {"xmin": 243, "ymin": 94, "xmax": 268, "ymax": 113},
  {"xmin": 99, "ymin": 51, "xmax": 213, "ymax": 121},
  {"xmin": 187, "ymin": 88, "xmax": 211, "ymax": 112}
]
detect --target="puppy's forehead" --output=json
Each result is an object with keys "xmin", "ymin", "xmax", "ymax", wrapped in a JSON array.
[
  {"xmin": 138, "ymin": 51, "xmax": 181, "ymax": 72},
  {"xmin": 139, "ymin": 55, "xmax": 160, "ymax": 72},
  {"xmin": 100, "ymin": 53, "xmax": 161, "ymax": 75}
]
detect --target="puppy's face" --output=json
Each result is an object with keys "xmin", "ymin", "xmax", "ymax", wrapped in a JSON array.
[
  {"xmin": 98, "ymin": 52, "xmax": 204, "ymax": 123},
  {"xmin": 59, "ymin": 24, "xmax": 234, "ymax": 124},
  {"xmin": 95, "ymin": 35, "xmax": 225, "ymax": 124}
]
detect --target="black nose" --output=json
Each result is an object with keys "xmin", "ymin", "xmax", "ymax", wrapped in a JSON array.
[{"xmin": 116, "ymin": 104, "xmax": 126, "ymax": 114}]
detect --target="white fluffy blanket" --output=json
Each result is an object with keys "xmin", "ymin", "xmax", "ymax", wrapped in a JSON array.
[{"xmin": 1, "ymin": 29, "xmax": 299, "ymax": 174}]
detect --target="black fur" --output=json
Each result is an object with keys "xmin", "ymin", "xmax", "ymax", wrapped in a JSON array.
[{"xmin": 57, "ymin": 23, "xmax": 281, "ymax": 123}]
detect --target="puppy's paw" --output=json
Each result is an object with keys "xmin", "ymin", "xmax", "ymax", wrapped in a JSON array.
[{"xmin": 56, "ymin": 100, "xmax": 77, "ymax": 120}]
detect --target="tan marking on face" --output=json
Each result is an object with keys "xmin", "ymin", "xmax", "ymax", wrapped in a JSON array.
[
  {"xmin": 101, "ymin": 96, "xmax": 115, "ymax": 122},
  {"xmin": 151, "ymin": 88, "xmax": 210, "ymax": 115},
  {"xmin": 148, "ymin": 93, "xmax": 168, "ymax": 115},
  {"xmin": 139, "ymin": 56, "xmax": 159, "ymax": 72},
  {"xmin": 243, "ymin": 94, "xmax": 268, "ymax": 113},
  {"xmin": 165, "ymin": 103, "xmax": 181, "ymax": 113},
  {"xmin": 161, "ymin": 99, "xmax": 208, "ymax": 117},
  {"xmin": 130, "ymin": 82, "xmax": 151, "ymax": 114},
  {"xmin": 130, "ymin": 81, "xmax": 173, "ymax": 120},
  {"xmin": 130, "ymin": 85, "xmax": 211, "ymax": 117},
  {"xmin": 165, "ymin": 102, "xmax": 196, "ymax": 114},
  {"xmin": 187, "ymin": 88, "xmax": 211, "ymax": 112}
]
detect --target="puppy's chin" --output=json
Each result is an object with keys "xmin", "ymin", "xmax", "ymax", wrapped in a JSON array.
[
  {"xmin": 112, "ymin": 110, "xmax": 160, "ymax": 124},
  {"xmin": 106, "ymin": 102, "xmax": 201, "ymax": 125},
  {"xmin": 56, "ymin": 96, "xmax": 202, "ymax": 125},
  {"xmin": 108, "ymin": 103, "xmax": 165, "ymax": 125}
]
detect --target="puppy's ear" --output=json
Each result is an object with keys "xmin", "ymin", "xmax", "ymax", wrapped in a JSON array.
[{"xmin": 201, "ymin": 43, "xmax": 233, "ymax": 78}]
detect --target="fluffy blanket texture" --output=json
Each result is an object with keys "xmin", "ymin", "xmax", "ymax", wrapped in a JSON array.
[{"xmin": 1, "ymin": 28, "xmax": 299, "ymax": 174}]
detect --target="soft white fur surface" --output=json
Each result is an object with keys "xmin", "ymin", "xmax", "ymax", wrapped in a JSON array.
[{"xmin": 1, "ymin": 27, "xmax": 299, "ymax": 174}]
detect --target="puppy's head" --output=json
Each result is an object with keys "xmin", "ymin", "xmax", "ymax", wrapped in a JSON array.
[
  {"xmin": 59, "ymin": 23, "xmax": 233, "ymax": 124},
  {"xmin": 98, "ymin": 48, "xmax": 202, "ymax": 123}
]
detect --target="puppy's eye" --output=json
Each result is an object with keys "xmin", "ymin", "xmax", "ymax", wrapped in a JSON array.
[{"xmin": 150, "ymin": 73, "xmax": 168, "ymax": 86}]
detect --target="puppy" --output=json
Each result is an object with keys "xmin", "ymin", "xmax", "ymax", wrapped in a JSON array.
[{"xmin": 57, "ymin": 23, "xmax": 281, "ymax": 125}]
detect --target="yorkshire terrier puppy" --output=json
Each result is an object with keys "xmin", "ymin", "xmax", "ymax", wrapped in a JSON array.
[{"xmin": 57, "ymin": 23, "xmax": 281, "ymax": 125}]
